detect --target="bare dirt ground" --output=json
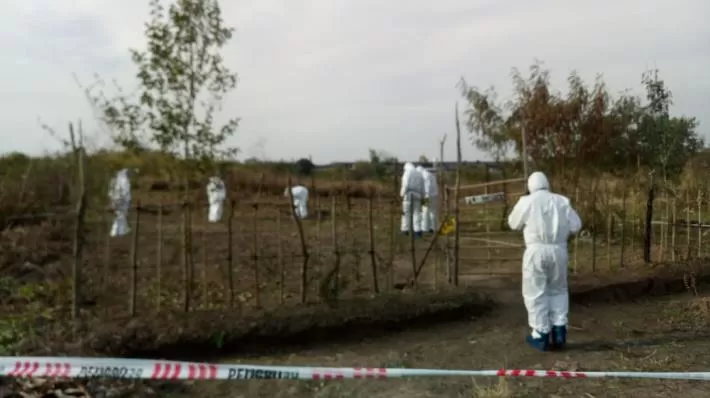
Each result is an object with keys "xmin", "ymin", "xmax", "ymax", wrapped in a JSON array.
[{"xmin": 144, "ymin": 272, "xmax": 710, "ymax": 398}]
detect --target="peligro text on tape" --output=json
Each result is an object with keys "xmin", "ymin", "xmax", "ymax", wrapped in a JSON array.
[{"xmin": 1, "ymin": 357, "xmax": 710, "ymax": 381}]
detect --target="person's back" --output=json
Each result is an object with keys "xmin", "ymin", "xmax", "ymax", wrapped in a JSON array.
[
  {"xmin": 508, "ymin": 172, "xmax": 581, "ymax": 246},
  {"xmin": 522, "ymin": 189, "xmax": 575, "ymax": 246},
  {"xmin": 401, "ymin": 163, "xmax": 424, "ymax": 197}
]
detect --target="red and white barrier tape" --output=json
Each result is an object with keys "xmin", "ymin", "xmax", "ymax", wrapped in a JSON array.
[{"xmin": 1, "ymin": 357, "xmax": 710, "ymax": 381}]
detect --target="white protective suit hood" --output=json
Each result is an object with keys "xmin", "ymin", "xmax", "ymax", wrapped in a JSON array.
[
  {"xmin": 527, "ymin": 171, "xmax": 550, "ymax": 194},
  {"xmin": 404, "ymin": 162, "xmax": 415, "ymax": 173}
]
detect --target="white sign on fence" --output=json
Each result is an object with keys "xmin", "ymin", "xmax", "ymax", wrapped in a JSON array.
[{"xmin": 463, "ymin": 192, "xmax": 505, "ymax": 205}]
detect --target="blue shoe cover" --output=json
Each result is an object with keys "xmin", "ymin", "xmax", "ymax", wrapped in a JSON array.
[
  {"xmin": 415, "ymin": 231, "xmax": 423, "ymax": 238},
  {"xmin": 526, "ymin": 332, "xmax": 550, "ymax": 352},
  {"xmin": 550, "ymin": 326, "xmax": 567, "ymax": 349}
]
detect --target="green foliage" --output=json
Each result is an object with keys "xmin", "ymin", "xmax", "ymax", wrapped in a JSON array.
[
  {"xmin": 368, "ymin": 148, "xmax": 397, "ymax": 180},
  {"xmin": 459, "ymin": 62, "xmax": 704, "ymax": 180},
  {"xmin": 92, "ymin": 0, "xmax": 239, "ymax": 162},
  {"xmin": 0, "ymin": 278, "xmax": 55, "ymax": 355},
  {"xmin": 294, "ymin": 158, "xmax": 315, "ymax": 176}
]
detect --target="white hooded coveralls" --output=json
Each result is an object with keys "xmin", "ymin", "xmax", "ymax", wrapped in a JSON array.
[
  {"xmin": 286, "ymin": 185, "xmax": 309, "ymax": 219},
  {"xmin": 108, "ymin": 169, "xmax": 132, "ymax": 237},
  {"xmin": 507, "ymin": 172, "xmax": 582, "ymax": 337},
  {"xmin": 206, "ymin": 176, "xmax": 227, "ymax": 223},
  {"xmin": 416, "ymin": 166, "xmax": 439, "ymax": 232},
  {"xmin": 400, "ymin": 162, "xmax": 425, "ymax": 233}
]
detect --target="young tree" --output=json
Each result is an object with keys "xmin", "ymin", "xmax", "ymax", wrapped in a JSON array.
[
  {"xmin": 457, "ymin": 79, "xmax": 513, "ymax": 162},
  {"xmin": 94, "ymin": 0, "xmax": 239, "ymax": 161},
  {"xmin": 637, "ymin": 69, "xmax": 702, "ymax": 180}
]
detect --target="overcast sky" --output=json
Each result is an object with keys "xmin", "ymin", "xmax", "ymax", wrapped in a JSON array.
[{"xmin": 2, "ymin": 0, "xmax": 708, "ymax": 163}]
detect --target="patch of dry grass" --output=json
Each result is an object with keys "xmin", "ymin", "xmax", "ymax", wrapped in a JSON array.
[{"xmin": 472, "ymin": 377, "xmax": 511, "ymax": 397}]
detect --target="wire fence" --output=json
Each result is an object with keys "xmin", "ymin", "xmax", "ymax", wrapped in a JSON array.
[{"xmin": 2, "ymin": 161, "xmax": 706, "ymax": 320}]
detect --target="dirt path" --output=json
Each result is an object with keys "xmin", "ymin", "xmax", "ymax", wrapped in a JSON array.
[{"xmin": 185, "ymin": 283, "xmax": 710, "ymax": 398}]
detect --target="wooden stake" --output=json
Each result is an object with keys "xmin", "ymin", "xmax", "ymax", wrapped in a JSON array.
[
  {"xmin": 671, "ymin": 198, "xmax": 676, "ymax": 262},
  {"xmin": 201, "ymin": 223, "xmax": 208, "ymax": 308},
  {"xmin": 156, "ymin": 202, "xmax": 163, "ymax": 312},
  {"xmin": 227, "ymin": 200, "xmax": 235, "ymax": 309},
  {"xmin": 71, "ymin": 143, "xmax": 86, "ymax": 321},
  {"xmin": 129, "ymin": 201, "xmax": 140, "ymax": 317},
  {"xmin": 277, "ymin": 211, "xmax": 285, "ymax": 305},
  {"xmin": 331, "ymin": 195, "xmax": 341, "ymax": 299},
  {"xmin": 251, "ymin": 203, "xmax": 261, "ymax": 308},
  {"xmin": 367, "ymin": 193, "xmax": 379, "ymax": 293},
  {"xmin": 287, "ymin": 175, "xmax": 310, "ymax": 304}
]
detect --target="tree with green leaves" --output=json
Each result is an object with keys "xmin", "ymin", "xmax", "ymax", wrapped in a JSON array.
[
  {"xmin": 93, "ymin": 0, "xmax": 239, "ymax": 162},
  {"xmin": 637, "ymin": 69, "xmax": 702, "ymax": 180},
  {"xmin": 457, "ymin": 79, "xmax": 511, "ymax": 162}
]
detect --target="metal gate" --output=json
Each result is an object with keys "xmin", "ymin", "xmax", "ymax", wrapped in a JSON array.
[{"xmin": 446, "ymin": 178, "xmax": 527, "ymax": 277}]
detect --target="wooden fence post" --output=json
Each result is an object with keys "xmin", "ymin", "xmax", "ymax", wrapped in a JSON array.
[
  {"xmin": 129, "ymin": 201, "xmax": 140, "ymax": 317},
  {"xmin": 227, "ymin": 200, "xmax": 235, "ymax": 309},
  {"xmin": 573, "ymin": 187, "xmax": 580, "ymax": 273},
  {"xmin": 671, "ymin": 198, "xmax": 677, "ymax": 262},
  {"xmin": 71, "ymin": 143, "xmax": 86, "ymax": 321},
  {"xmin": 156, "ymin": 202, "xmax": 163, "ymax": 312},
  {"xmin": 277, "ymin": 211, "xmax": 285, "ymax": 305},
  {"xmin": 643, "ymin": 173, "xmax": 655, "ymax": 265},
  {"xmin": 686, "ymin": 190, "xmax": 691, "ymax": 259},
  {"xmin": 453, "ymin": 102, "xmax": 462, "ymax": 286},
  {"xmin": 367, "ymin": 193, "xmax": 379, "ymax": 293},
  {"xmin": 619, "ymin": 189, "xmax": 627, "ymax": 268},
  {"xmin": 408, "ymin": 198, "xmax": 416, "ymax": 286},
  {"xmin": 201, "ymin": 222, "xmax": 208, "ymax": 308},
  {"xmin": 287, "ymin": 176, "xmax": 310, "ymax": 304},
  {"xmin": 698, "ymin": 190, "xmax": 703, "ymax": 258},
  {"xmin": 182, "ymin": 203, "xmax": 190, "ymax": 312},
  {"xmin": 331, "ymin": 195, "xmax": 341, "ymax": 298},
  {"xmin": 251, "ymin": 202, "xmax": 261, "ymax": 308},
  {"xmin": 592, "ymin": 191, "xmax": 597, "ymax": 273}
]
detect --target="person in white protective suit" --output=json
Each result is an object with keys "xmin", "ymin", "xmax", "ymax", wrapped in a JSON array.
[
  {"xmin": 400, "ymin": 162, "xmax": 425, "ymax": 237},
  {"xmin": 285, "ymin": 185, "xmax": 309, "ymax": 219},
  {"xmin": 416, "ymin": 165, "xmax": 439, "ymax": 234},
  {"xmin": 108, "ymin": 168, "xmax": 132, "ymax": 237},
  {"xmin": 507, "ymin": 171, "xmax": 582, "ymax": 352},
  {"xmin": 206, "ymin": 176, "xmax": 227, "ymax": 223}
]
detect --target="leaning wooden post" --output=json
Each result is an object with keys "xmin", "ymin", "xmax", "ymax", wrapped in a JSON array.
[
  {"xmin": 129, "ymin": 200, "xmax": 141, "ymax": 317},
  {"xmin": 287, "ymin": 175, "xmax": 311, "ymax": 304},
  {"xmin": 367, "ymin": 192, "xmax": 379, "ymax": 293}
]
